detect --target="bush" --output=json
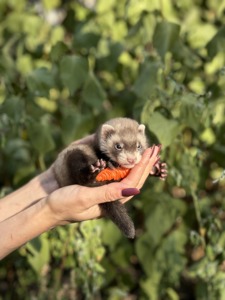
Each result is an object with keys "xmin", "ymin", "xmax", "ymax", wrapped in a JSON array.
[{"xmin": 1, "ymin": 0, "xmax": 225, "ymax": 299}]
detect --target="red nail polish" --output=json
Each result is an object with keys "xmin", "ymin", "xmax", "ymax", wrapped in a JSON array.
[{"xmin": 122, "ymin": 188, "xmax": 140, "ymax": 197}]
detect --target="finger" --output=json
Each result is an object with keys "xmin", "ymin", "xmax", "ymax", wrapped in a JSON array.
[
  {"xmin": 76, "ymin": 146, "xmax": 161, "ymax": 208},
  {"xmin": 77, "ymin": 182, "xmax": 140, "ymax": 208},
  {"xmin": 119, "ymin": 146, "xmax": 161, "ymax": 205},
  {"xmin": 134, "ymin": 146, "xmax": 161, "ymax": 188},
  {"xmin": 122, "ymin": 146, "xmax": 160, "ymax": 188},
  {"xmin": 133, "ymin": 146, "xmax": 161, "ymax": 187}
]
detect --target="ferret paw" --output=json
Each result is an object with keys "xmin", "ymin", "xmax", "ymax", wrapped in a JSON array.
[
  {"xmin": 90, "ymin": 159, "xmax": 107, "ymax": 174},
  {"xmin": 150, "ymin": 162, "xmax": 168, "ymax": 180}
]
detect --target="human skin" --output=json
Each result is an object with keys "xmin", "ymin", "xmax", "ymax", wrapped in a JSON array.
[{"xmin": 0, "ymin": 144, "xmax": 161, "ymax": 260}]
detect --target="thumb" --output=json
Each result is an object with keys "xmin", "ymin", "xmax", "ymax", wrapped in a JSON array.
[{"xmin": 83, "ymin": 182, "xmax": 140, "ymax": 207}]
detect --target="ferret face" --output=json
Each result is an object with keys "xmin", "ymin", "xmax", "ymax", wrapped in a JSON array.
[
  {"xmin": 99, "ymin": 119, "xmax": 148, "ymax": 168},
  {"xmin": 107, "ymin": 139, "xmax": 145, "ymax": 168}
]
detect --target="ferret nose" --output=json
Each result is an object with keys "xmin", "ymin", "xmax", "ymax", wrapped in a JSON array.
[{"xmin": 127, "ymin": 158, "xmax": 135, "ymax": 164}]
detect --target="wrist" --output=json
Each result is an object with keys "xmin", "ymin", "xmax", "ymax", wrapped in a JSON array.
[
  {"xmin": 0, "ymin": 168, "xmax": 59, "ymax": 223},
  {"xmin": 45, "ymin": 192, "xmax": 70, "ymax": 227},
  {"xmin": 39, "ymin": 197, "xmax": 60, "ymax": 228}
]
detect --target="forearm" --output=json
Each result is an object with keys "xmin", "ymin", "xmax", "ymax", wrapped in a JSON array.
[
  {"xmin": 0, "ymin": 197, "xmax": 56, "ymax": 260},
  {"xmin": 0, "ymin": 136, "xmax": 95, "ymax": 222},
  {"xmin": 0, "ymin": 167, "xmax": 58, "ymax": 222}
]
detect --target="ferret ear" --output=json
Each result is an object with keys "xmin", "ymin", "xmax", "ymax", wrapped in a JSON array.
[
  {"xmin": 138, "ymin": 124, "xmax": 145, "ymax": 134},
  {"xmin": 101, "ymin": 124, "xmax": 115, "ymax": 139}
]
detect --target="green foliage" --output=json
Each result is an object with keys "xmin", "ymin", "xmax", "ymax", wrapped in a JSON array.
[
  {"xmin": 59, "ymin": 55, "xmax": 89, "ymax": 95},
  {"xmin": 1, "ymin": 0, "xmax": 225, "ymax": 299}
]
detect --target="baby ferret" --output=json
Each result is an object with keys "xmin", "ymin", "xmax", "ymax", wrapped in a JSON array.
[{"xmin": 53, "ymin": 118, "xmax": 162, "ymax": 238}]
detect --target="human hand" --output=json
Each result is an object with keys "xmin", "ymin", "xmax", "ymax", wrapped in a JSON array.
[{"xmin": 46, "ymin": 145, "xmax": 161, "ymax": 225}]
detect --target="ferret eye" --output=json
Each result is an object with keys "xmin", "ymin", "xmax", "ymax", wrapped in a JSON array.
[
  {"xmin": 137, "ymin": 143, "xmax": 142, "ymax": 150},
  {"xmin": 115, "ymin": 143, "xmax": 123, "ymax": 150}
]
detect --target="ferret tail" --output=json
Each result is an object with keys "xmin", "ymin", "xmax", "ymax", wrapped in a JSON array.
[{"xmin": 100, "ymin": 201, "xmax": 135, "ymax": 239}]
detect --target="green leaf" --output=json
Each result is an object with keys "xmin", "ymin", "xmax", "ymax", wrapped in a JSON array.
[
  {"xmin": 50, "ymin": 41, "xmax": 69, "ymax": 62},
  {"xmin": 133, "ymin": 60, "xmax": 161, "ymax": 99},
  {"xmin": 100, "ymin": 220, "xmax": 122, "ymax": 251},
  {"xmin": 60, "ymin": 106, "xmax": 81, "ymax": 144},
  {"xmin": 73, "ymin": 32, "xmax": 100, "ymax": 50},
  {"xmin": 59, "ymin": 55, "xmax": 89, "ymax": 94},
  {"xmin": 0, "ymin": 96, "xmax": 25, "ymax": 122},
  {"xmin": 140, "ymin": 276, "xmax": 161, "ymax": 300},
  {"xmin": 96, "ymin": 41, "xmax": 123, "ymax": 72},
  {"xmin": 81, "ymin": 72, "xmax": 106, "ymax": 109},
  {"xmin": 2, "ymin": 138, "xmax": 33, "ymax": 179},
  {"xmin": 27, "ymin": 121, "xmax": 55, "ymax": 155},
  {"xmin": 171, "ymin": 39, "xmax": 200, "ymax": 68},
  {"xmin": 27, "ymin": 68, "xmax": 55, "ymax": 97},
  {"xmin": 137, "ymin": 229, "xmax": 187, "ymax": 282},
  {"xmin": 60, "ymin": 108, "xmax": 95, "ymax": 144},
  {"xmin": 166, "ymin": 288, "xmax": 179, "ymax": 300},
  {"xmin": 135, "ymin": 233, "xmax": 155, "ymax": 276},
  {"xmin": 96, "ymin": 0, "xmax": 115, "ymax": 13},
  {"xmin": 111, "ymin": 245, "xmax": 133, "ymax": 269},
  {"xmin": 144, "ymin": 197, "xmax": 185, "ymax": 247},
  {"xmin": 41, "ymin": 0, "xmax": 61, "ymax": 10},
  {"xmin": 206, "ymin": 26, "xmax": 225, "ymax": 59},
  {"xmin": 4, "ymin": 139, "xmax": 30, "ymax": 163},
  {"xmin": 187, "ymin": 257, "xmax": 218, "ymax": 279},
  {"xmin": 157, "ymin": 230, "xmax": 187, "ymax": 284},
  {"xmin": 146, "ymin": 111, "xmax": 180, "ymax": 147},
  {"xmin": 26, "ymin": 234, "xmax": 50, "ymax": 274},
  {"xmin": 153, "ymin": 21, "xmax": 180, "ymax": 59},
  {"xmin": 180, "ymin": 94, "xmax": 203, "ymax": 126}
]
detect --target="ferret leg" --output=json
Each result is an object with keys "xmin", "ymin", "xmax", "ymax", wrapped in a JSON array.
[
  {"xmin": 100, "ymin": 201, "xmax": 135, "ymax": 239},
  {"xmin": 90, "ymin": 159, "xmax": 107, "ymax": 173},
  {"xmin": 66, "ymin": 147, "xmax": 99, "ymax": 185}
]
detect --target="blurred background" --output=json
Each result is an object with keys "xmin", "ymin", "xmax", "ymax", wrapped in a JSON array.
[{"xmin": 1, "ymin": 0, "xmax": 225, "ymax": 299}]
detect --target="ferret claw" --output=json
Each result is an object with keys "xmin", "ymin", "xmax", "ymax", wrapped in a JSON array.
[
  {"xmin": 150, "ymin": 162, "xmax": 168, "ymax": 180},
  {"xmin": 90, "ymin": 159, "xmax": 106, "ymax": 173}
]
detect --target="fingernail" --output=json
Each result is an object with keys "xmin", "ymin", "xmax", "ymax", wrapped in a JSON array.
[
  {"xmin": 149, "ymin": 145, "xmax": 155, "ymax": 157},
  {"xmin": 122, "ymin": 188, "xmax": 140, "ymax": 197}
]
